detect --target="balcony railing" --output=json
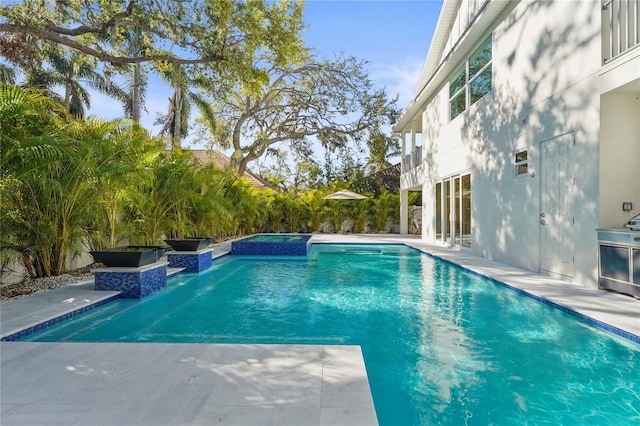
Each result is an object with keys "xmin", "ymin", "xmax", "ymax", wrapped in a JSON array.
[
  {"xmin": 603, "ymin": 0, "xmax": 640, "ymax": 63},
  {"xmin": 402, "ymin": 146, "xmax": 422, "ymax": 173}
]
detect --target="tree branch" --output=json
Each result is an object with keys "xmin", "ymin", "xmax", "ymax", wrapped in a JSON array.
[
  {"xmin": 0, "ymin": 24, "xmax": 225, "ymax": 65},
  {"xmin": 42, "ymin": 0, "xmax": 137, "ymax": 36}
]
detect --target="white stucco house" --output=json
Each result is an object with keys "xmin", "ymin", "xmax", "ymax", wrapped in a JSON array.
[{"xmin": 394, "ymin": 0, "xmax": 640, "ymax": 293}]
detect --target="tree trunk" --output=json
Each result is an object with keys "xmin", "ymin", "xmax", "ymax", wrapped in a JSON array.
[
  {"xmin": 64, "ymin": 80, "xmax": 71, "ymax": 113},
  {"xmin": 21, "ymin": 253, "xmax": 36, "ymax": 279},
  {"xmin": 132, "ymin": 63, "xmax": 141, "ymax": 125},
  {"xmin": 172, "ymin": 86, "xmax": 182, "ymax": 150}
]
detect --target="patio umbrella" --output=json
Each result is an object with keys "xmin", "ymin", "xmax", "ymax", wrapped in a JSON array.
[
  {"xmin": 323, "ymin": 189, "xmax": 368, "ymax": 232},
  {"xmin": 322, "ymin": 189, "xmax": 367, "ymax": 200}
]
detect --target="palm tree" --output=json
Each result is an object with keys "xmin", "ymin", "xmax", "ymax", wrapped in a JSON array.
[
  {"xmin": 17, "ymin": 48, "xmax": 130, "ymax": 119},
  {"xmin": 0, "ymin": 85, "xmax": 67, "ymax": 177},
  {"xmin": 0, "ymin": 64, "xmax": 16, "ymax": 84},
  {"xmin": 125, "ymin": 151, "xmax": 202, "ymax": 244},
  {"xmin": 0, "ymin": 85, "xmax": 68, "ymax": 277},
  {"xmin": 157, "ymin": 64, "xmax": 217, "ymax": 149},
  {"xmin": 46, "ymin": 49, "xmax": 130, "ymax": 118},
  {"xmin": 119, "ymin": 29, "xmax": 148, "ymax": 126},
  {"xmin": 0, "ymin": 84, "xmax": 105, "ymax": 276},
  {"xmin": 182, "ymin": 160, "xmax": 233, "ymax": 239},
  {"xmin": 365, "ymin": 128, "xmax": 400, "ymax": 173},
  {"xmin": 81, "ymin": 119, "xmax": 162, "ymax": 249}
]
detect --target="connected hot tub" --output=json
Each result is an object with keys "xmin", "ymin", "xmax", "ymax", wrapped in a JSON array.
[{"xmin": 231, "ymin": 234, "xmax": 313, "ymax": 256}]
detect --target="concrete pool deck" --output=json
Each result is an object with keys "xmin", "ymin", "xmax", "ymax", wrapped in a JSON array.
[
  {"xmin": 1, "ymin": 342, "xmax": 375, "ymax": 426},
  {"xmin": 2, "ymin": 234, "xmax": 639, "ymax": 425}
]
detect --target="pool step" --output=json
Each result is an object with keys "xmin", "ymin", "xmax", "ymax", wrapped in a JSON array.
[{"xmin": 167, "ymin": 267, "xmax": 185, "ymax": 277}]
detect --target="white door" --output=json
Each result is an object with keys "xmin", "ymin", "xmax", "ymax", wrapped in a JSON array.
[{"xmin": 540, "ymin": 134, "xmax": 575, "ymax": 278}]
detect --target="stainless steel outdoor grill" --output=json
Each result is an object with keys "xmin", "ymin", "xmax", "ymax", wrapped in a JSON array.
[
  {"xmin": 597, "ymin": 214, "xmax": 640, "ymax": 297},
  {"xmin": 625, "ymin": 213, "xmax": 640, "ymax": 231}
]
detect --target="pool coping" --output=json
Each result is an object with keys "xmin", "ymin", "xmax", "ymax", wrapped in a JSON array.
[{"xmin": 0, "ymin": 266, "xmax": 185, "ymax": 341}]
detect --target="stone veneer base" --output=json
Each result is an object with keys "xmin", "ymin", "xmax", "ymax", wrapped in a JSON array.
[
  {"xmin": 167, "ymin": 248, "xmax": 214, "ymax": 273},
  {"xmin": 93, "ymin": 262, "xmax": 168, "ymax": 298}
]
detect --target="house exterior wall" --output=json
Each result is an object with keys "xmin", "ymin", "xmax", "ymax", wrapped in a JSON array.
[
  {"xmin": 414, "ymin": 0, "xmax": 606, "ymax": 288},
  {"xmin": 599, "ymin": 93, "xmax": 640, "ymax": 229}
]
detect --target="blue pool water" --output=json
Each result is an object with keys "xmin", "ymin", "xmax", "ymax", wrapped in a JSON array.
[
  {"xmin": 242, "ymin": 234, "xmax": 305, "ymax": 242},
  {"xmin": 25, "ymin": 244, "xmax": 640, "ymax": 425}
]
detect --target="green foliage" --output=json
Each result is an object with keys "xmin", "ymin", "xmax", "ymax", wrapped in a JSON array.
[
  {"xmin": 351, "ymin": 163, "xmax": 401, "ymax": 196},
  {"xmin": 301, "ymin": 190, "xmax": 326, "ymax": 232},
  {"xmin": 0, "ymin": 86, "xmax": 247, "ymax": 277},
  {"xmin": 351, "ymin": 199, "xmax": 372, "ymax": 233},
  {"xmin": 1, "ymin": 87, "xmax": 406, "ymax": 280},
  {"xmin": 0, "ymin": 0, "xmax": 307, "ymax": 70},
  {"xmin": 1, "ymin": 85, "xmax": 71, "ymax": 277},
  {"xmin": 369, "ymin": 191, "xmax": 400, "ymax": 232},
  {"xmin": 365, "ymin": 128, "xmax": 400, "ymax": 173}
]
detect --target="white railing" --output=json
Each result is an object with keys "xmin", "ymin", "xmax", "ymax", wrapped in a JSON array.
[
  {"xmin": 402, "ymin": 146, "xmax": 423, "ymax": 173},
  {"xmin": 603, "ymin": 0, "xmax": 640, "ymax": 63}
]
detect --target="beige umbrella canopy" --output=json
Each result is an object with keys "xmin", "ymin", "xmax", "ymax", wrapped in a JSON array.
[
  {"xmin": 323, "ymin": 189, "xmax": 368, "ymax": 232},
  {"xmin": 322, "ymin": 189, "xmax": 367, "ymax": 200}
]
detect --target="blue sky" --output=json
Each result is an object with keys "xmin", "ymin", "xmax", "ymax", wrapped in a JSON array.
[{"xmin": 89, "ymin": 0, "xmax": 443, "ymax": 151}]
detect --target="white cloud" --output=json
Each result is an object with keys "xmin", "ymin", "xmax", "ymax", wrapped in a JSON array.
[{"xmin": 369, "ymin": 55, "xmax": 425, "ymax": 109}]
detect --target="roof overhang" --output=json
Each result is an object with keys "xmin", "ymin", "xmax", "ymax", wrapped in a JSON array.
[{"xmin": 393, "ymin": 0, "xmax": 518, "ymax": 133}]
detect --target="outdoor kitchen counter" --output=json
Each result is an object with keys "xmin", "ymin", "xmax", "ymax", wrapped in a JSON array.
[{"xmin": 596, "ymin": 228, "xmax": 640, "ymax": 297}]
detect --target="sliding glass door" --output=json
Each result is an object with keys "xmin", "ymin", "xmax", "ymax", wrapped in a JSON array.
[
  {"xmin": 461, "ymin": 174, "xmax": 471, "ymax": 247},
  {"xmin": 435, "ymin": 183, "xmax": 442, "ymax": 240},
  {"xmin": 435, "ymin": 174, "xmax": 471, "ymax": 247}
]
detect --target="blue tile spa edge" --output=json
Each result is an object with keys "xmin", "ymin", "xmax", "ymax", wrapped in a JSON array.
[
  {"xmin": 231, "ymin": 234, "xmax": 312, "ymax": 256},
  {"xmin": 1, "ymin": 294, "xmax": 120, "ymax": 341}
]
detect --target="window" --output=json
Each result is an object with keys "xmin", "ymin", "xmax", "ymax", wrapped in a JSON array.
[
  {"xmin": 449, "ymin": 66, "xmax": 466, "ymax": 119},
  {"xmin": 435, "ymin": 173, "xmax": 471, "ymax": 247},
  {"xmin": 515, "ymin": 149, "xmax": 528, "ymax": 177},
  {"xmin": 449, "ymin": 35, "xmax": 492, "ymax": 120}
]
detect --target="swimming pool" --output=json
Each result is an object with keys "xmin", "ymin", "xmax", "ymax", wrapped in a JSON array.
[{"xmin": 24, "ymin": 244, "xmax": 640, "ymax": 425}]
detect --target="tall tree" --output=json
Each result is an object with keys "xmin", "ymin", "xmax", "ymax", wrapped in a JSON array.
[
  {"xmin": 0, "ymin": 63, "xmax": 16, "ymax": 84},
  {"xmin": 1, "ymin": 39, "xmax": 130, "ymax": 118},
  {"xmin": 45, "ymin": 48, "xmax": 129, "ymax": 118},
  {"xmin": 209, "ymin": 54, "xmax": 400, "ymax": 175},
  {"xmin": 119, "ymin": 28, "xmax": 148, "ymax": 125},
  {"xmin": 0, "ymin": 1, "xmax": 306, "ymax": 70},
  {"xmin": 156, "ymin": 64, "xmax": 216, "ymax": 150},
  {"xmin": 365, "ymin": 128, "xmax": 400, "ymax": 173}
]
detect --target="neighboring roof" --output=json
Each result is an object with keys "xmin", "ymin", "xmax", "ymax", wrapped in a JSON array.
[{"xmin": 187, "ymin": 149, "xmax": 278, "ymax": 191}]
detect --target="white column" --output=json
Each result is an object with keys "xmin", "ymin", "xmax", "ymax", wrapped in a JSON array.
[
  {"xmin": 410, "ymin": 127, "xmax": 417, "ymax": 169},
  {"xmin": 400, "ymin": 189, "xmax": 409, "ymax": 234},
  {"xmin": 411, "ymin": 126, "xmax": 416, "ymax": 152},
  {"xmin": 400, "ymin": 130, "xmax": 406, "ymax": 173}
]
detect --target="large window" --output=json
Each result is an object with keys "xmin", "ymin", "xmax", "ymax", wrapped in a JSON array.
[
  {"xmin": 435, "ymin": 174, "xmax": 471, "ymax": 247},
  {"xmin": 449, "ymin": 35, "xmax": 492, "ymax": 120}
]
